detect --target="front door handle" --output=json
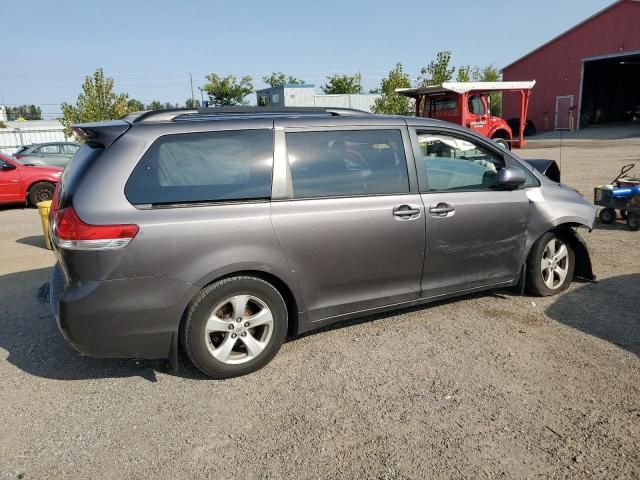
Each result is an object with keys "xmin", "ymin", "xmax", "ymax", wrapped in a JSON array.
[
  {"xmin": 429, "ymin": 203, "xmax": 455, "ymax": 216},
  {"xmin": 393, "ymin": 205, "xmax": 421, "ymax": 218}
]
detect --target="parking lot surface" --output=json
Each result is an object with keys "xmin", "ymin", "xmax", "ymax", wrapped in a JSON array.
[{"xmin": 1, "ymin": 137, "xmax": 639, "ymax": 479}]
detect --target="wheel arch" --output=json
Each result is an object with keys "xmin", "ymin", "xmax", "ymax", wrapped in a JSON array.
[
  {"xmin": 490, "ymin": 128, "xmax": 512, "ymax": 141},
  {"xmin": 181, "ymin": 269, "xmax": 301, "ymax": 340},
  {"xmin": 525, "ymin": 222, "xmax": 596, "ymax": 282}
]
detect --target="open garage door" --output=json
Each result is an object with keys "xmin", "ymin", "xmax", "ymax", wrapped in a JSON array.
[{"xmin": 580, "ymin": 52, "xmax": 640, "ymax": 128}]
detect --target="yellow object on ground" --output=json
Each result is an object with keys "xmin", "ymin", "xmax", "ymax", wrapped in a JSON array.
[{"xmin": 36, "ymin": 200, "xmax": 53, "ymax": 250}]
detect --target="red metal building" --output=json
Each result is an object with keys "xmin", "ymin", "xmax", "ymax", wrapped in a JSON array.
[{"xmin": 502, "ymin": 0, "xmax": 640, "ymax": 131}]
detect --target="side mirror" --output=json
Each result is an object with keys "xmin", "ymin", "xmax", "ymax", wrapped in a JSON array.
[
  {"xmin": 0, "ymin": 162, "xmax": 17, "ymax": 171},
  {"xmin": 498, "ymin": 166, "xmax": 526, "ymax": 189}
]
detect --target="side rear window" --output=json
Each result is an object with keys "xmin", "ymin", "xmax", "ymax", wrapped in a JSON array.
[
  {"xmin": 37, "ymin": 144, "xmax": 61, "ymax": 154},
  {"xmin": 125, "ymin": 129, "xmax": 273, "ymax": 206},
  {"xmin": 285, "ymin": 129, "xmax": 409, "ymax": 199}
]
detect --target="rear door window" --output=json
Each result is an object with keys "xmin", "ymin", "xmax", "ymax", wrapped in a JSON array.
[
  {"xmin": 37, "ymin": 144, "xmax": 61, "ymax": 154},
  {"xmin": 285, "ymin": 129, "xmax": 409, "ymax": 198},
  {"xmin": 125, "ymin": 129, "xmax": 273, "ymax": 206}
]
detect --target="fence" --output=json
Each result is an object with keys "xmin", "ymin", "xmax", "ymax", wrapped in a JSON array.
[{"xmin": 0, "ymin": 125, "xmax": 73, "ymax": 155}]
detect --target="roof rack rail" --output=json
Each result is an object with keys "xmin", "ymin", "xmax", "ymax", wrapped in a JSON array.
[
  {"xmin": 129, "ymin": 106, "xmax": 369, "ymax": 123},
  {"xmin": 130, "ymin": 108, "xmax": 198, "ymax": 123}
]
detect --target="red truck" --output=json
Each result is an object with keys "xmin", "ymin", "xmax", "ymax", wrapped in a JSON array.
[
  {"xmin": 0, "ymin": 152, "xmax": 63, "ymax": 206},
  {"xmin": 396, "ymin": 81, "xmax": 536, "ymax": 149}
]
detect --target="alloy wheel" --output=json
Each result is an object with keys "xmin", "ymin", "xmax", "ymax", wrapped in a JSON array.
[
  {"xmin": 204, "ymin": 294, "xmax": 273, "ymax": 364},
  {"xmin": 540, "ymin": 238, "xmax": 569, "ymax": 290}
]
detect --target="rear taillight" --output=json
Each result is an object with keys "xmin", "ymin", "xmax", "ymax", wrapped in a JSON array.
[{"xmin": 51, "ymin": 207, "xmax": 139, "ymax": 251}]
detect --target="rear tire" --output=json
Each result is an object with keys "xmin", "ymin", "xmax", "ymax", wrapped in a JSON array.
[
  {"xmin": 28, "ymin": 182, "xmax": 55, "ymax": 206},
  {"xmin": 181, "ymin": 276, "xmax": 288, "ymax": 379},
  {"xmin": 525, "ymin": 232, "xmax": 575, "ymax": 296},
  {"xmin": 627, "ymin": 213, "xmax": 640, "ymax": 231},
  {"xmin": 598, "ymin": 208, "xmax": 616, "ymax": 225}
]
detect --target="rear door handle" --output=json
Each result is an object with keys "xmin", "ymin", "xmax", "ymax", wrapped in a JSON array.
[
  {"xmin": 429, "ymin": 203, "xmax": 455, "ymax": 216},
  {"xmin": 393, "ymin": 204, "xmax": 421, "ymax": 218}
]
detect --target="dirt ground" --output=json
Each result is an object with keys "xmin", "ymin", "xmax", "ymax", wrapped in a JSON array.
[{"xmin": 1, "ymin": 137, "xmax": 639, "ymax": 480}]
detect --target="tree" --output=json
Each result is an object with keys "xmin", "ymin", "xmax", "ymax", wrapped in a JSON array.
[
  {"xmin": 419, "ymin": 51, "xmax": 455, "ymax": 86},
  {"xmin": 127, "ymin": 99, "xmax": 145, "ymax": 111},
  {"xmin": 473, "ymin": 64, "xmax": 502, "ymax": 116},
  {"xmin": 60, "ymin": 68, "xmax": 132, "ymax": 136},
  {"xmin": 321, "ymin": 74, "xmax": 362, "ymax": 94},
  {"xmin": 185, "ymin": 97, "xmax": 201, "ymax": 108},
  {"xmin": 371, "ymin": 63, "xmax": 413, "ymax": 116},
  {"xmin": 202, "ymin": 74, "xmax": 253, "ymax": 106},
  {"xmin": 6, "ymin": 105, "xmax": 42, "ymax": 121},
  {"xmin": 262, "ymin": 72, "xmax": 305, "ymax": 87},
  {"xmin": 146, "ymin": 100, "xmax": 163, "ymax": 111},
  {"xmin": 456, "ymin": 65, "xmax": 472, "ymax": 82}
]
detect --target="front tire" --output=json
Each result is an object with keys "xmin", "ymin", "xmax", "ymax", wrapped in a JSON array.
[
  {"xmin": 28, "ymin": 182, "xmax": 55, "ymax": 206},
  {"xmin": 181, "ymin": 276, "xmax": 288, "ymax": 379},
  {"xmin": 526, "ymin": 232, "xmax": 575, "ymax": 296}
]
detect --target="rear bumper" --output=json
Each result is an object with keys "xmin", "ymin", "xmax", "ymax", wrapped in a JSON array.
[{"xmin": 50, "ymin": 263, "xmax": 197, "ymax": 359}]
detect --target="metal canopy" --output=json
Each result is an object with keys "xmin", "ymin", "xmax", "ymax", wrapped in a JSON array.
[{"xmin": 396, "ymin": 81, "xmax": 536, "ymax": 97}]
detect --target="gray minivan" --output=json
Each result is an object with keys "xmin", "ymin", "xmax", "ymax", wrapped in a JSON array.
[{"xmin": 49, "ymin": 107, "xmax": 596, "ymax": 378}]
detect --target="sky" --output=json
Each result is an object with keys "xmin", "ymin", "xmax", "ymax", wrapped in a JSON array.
[{"xmin": 1, "ymin": 0, "xmax": 614, "ymax": 117}]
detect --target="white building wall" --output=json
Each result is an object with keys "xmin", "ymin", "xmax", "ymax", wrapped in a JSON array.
[
  {"xmin": 312, "ymin": 94, "xmax": 380, "ymax": 112},
  {"xmin": 284, "ymin": 87, "xmax": 316, "ymax": 107}
]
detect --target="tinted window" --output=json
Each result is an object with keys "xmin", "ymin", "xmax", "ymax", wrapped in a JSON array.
[
  {"xmin": 61, "ymin": 144, "xmax": 79, "ymax": 154},
  {"xmin": 416, "ymin": 133, "xmax": 504, "ymax": 191},
  {"xmin": 125, "ymin": 129, "xmax": 273, "ymax": 206},
  {"xmin": 468, "ymin": 95, "xmax": 486, "ymax": 115},
  {"xmin": 286, "ymin": 130, "xmax": 409, "ymax": 198},
  {"xmin": 37, "ymin": 144, "xmax": 60, "ymax": 154},
  {"xmin": 428, "ymin": 96, "xmax": 459, "ymax": 117}
]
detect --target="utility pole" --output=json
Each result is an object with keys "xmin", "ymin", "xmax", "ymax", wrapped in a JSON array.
[{"xmin": 189, "ymin": 72, "xmax": 195, "ymax": 108}]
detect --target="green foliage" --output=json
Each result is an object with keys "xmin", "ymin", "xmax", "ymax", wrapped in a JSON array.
[
  {"xmin": 6, "ymin": 105, "xmax": 42, "ymax": 121},
  {"xmin": 60, "ymin": 68, "xmax": 133, "ymax": 137},
  {"xmin": 371, "ymin": 63, "xmax": 413, "ymax": 116},
  {"xmin": 262, "ymin": 72, "xmax": 305, "ymax": 87},
  {"xmin": 202, "ymin": 74, "xmax": 253, "ymax": 106},
  {"xmin": 419, "ymin": 53, "xmax": 502, "ymax": 116},
  {"xmin": 474, "ymin": 64, "xmax": 502, "ymax": 116},
  {"xmin": 185, "ymin": 97, "xmax": 201, "ymax": 108},
  {"xmin": 456, "ymin": 65, "xmax": 472, "ymax": 82},
  {"xmin": 146, "ymin": 100, "xmax": 163, "ymax": 110},
  {"xmin": 321, "ymin": 74, "xmax": 362, "ymax": 94},
  {"xmin": 419, "ymin": 51, "xmax": 455, "ymax": 86},
  {"xmin": 145, "ymin": 101, "xmax": 180, "ymax": 110},
  {"xmin": 127, "ymin": 99, "xmax": 145, "ymax": 111},
  {"xmin": 0, "ymin": 120, "xmax": 6, "ymax": 129}
]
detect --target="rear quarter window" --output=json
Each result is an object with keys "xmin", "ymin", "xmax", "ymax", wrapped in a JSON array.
[{"xmin": 125, "ymin": 129, "xmax": 273, "ymax": 206}]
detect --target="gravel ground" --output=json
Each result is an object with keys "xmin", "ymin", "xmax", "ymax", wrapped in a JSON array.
[{"xmin": 1, "ymin": 137, "xmax": 639, "ymax": 479}]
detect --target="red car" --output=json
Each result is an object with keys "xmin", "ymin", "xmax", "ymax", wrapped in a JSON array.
[{"xmin": 0, "ymin": 152, "xmax": 63, "ymax": 206}]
